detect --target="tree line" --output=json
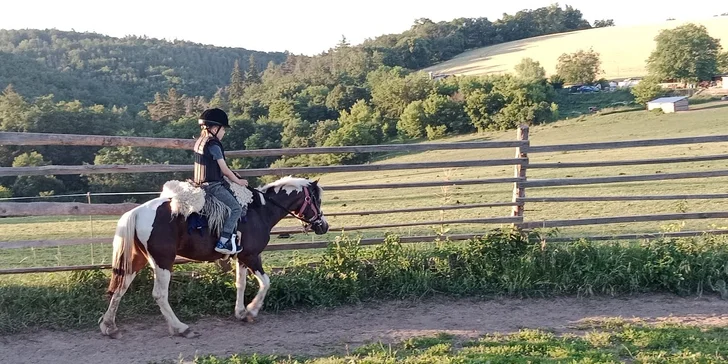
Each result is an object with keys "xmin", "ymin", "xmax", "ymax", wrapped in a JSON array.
[{"xmin": 0, "ymin": 4, "xmax": 609, "ymax": 198}]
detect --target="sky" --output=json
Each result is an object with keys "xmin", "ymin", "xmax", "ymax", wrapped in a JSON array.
[{"xmin": 2, "ymin": 0, "xmax": 726, "ymax": 55}]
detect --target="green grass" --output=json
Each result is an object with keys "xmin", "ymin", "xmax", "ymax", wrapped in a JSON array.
[
  {"xmin": 162, "ymin": 324, "xmax": 728, "ymax": 363},
  {"xmin": 2, "ymin": 230, "xmax": 727, "ymax": 335},
  {"xmin": 422, "ymin": 17, "xmax": 728, "ymax": 80},
  {"xmin": 3, "ymin": 101, "xmax": 728, "ymax": 270}
]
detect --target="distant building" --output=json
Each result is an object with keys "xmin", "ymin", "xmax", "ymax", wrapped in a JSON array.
[
  {"xmin": 647, "ymin": 96, "xmax": 689, "ymax": 113},
  {"xmin": 427, "ymin": 71, "xmax": 451, "ymax": 81},
  {"xmin": 617, "ymin": 78, "xmax": 643, "ymax": 88}
]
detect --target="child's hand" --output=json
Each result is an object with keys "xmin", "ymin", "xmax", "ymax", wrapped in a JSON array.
[{"xmin": 237, "ymin": 179, "xmax": 248, "ymax": 187}]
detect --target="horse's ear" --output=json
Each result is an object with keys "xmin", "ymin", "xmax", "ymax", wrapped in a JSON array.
[{"xmin": 313, "ymin": 178, "xmax": 319, "ymax": 185}]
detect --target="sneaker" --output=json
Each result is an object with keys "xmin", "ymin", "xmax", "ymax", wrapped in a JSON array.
[{"xmin": 214, "ymin": 239, "xmax": 235, "ymax": 255}]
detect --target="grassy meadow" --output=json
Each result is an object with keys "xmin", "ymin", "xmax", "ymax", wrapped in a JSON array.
[
  {"xmin": 422, "ymin": 17, "xmax": 728, "ymax": 80},
  {"xmin": 4, "ymin": 101, "xmax": 728, "ymax": 270}
]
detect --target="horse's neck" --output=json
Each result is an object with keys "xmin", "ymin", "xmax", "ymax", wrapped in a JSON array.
[{"xmin": 258, "ymin": 191, "xmax": 299, "ymax": 229}]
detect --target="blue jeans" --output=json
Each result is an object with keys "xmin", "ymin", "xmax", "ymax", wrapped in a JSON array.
[{"xmin": 206, "ymin": 182, "xmax": 243, "ymax": 239}]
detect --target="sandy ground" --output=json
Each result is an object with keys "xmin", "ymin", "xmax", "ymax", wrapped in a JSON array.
[{"xmin": 1, "ymin": 294, "xmax": 726, "ymax": 364}]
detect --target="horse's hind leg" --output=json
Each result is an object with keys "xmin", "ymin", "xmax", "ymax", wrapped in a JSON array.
[
  {"xmin": 100, "ymin": 245, "xmax": 146, "ymax": 339},
  {"xmin": 241, "ymin": 254, "xmax": 270, "ymax": 322}
]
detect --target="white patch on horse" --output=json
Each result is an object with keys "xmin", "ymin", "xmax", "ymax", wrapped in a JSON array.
[
  {"xmin": 234, "ymin": 262, "xmax": 248, "ymax": 320},
  {"xmin": 246, "ymin": 271, "xmax": 270, "ymax": 317},
  {"xmin": 260, "ymin": 175, "xmax": 312, "ymax": 195},
  {"xmin": 135, "ymin": 197, "xmax": 169, "ymax": 248}
]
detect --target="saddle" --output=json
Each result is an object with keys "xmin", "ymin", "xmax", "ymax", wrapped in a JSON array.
[{"xmin": 159, "ymin": 177, "xmax": 254, "ymax": 239}]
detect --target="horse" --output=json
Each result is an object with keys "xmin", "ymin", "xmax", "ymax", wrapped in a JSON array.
[{"xmin": 98, "ymin": 175, "xmax": 329, "ymax": 339}]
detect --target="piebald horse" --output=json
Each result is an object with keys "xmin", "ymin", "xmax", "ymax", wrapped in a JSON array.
[{"xmin": 99, "ymin": 176, "xmax": 328, "ymax": 338}]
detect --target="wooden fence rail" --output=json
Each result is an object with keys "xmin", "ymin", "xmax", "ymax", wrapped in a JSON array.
[
  {"xmin": 528, "ymin": 134, "xmax": 728, "ymax": 153},
  {"xmin": 0, "ymin": 131, "xmax": 526, "ymax": 156},
  {"xmin": 523, "ymin": 169, "xmax": 728, "ymax": 188},
  {"xmin": 520, "ymin": 194, "xmax": 728, "ymax": 203},
  {"xmin": 0, "ymin": 158, "xmax": 526, "ymax": 177},
  {"xmin": 0, "ymin": 201, "xmax": 517, "ymax": 218},
  {"xmin": 527, "ymin": 154, "xmax": 728, "ymax": 169},
  {"xmin": 520, "ymin": 211, "xmax": 728, "ymax": 229}
]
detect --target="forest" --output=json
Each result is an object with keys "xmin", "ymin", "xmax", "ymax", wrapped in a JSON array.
[{"xmin": 0, "ymin": 4, "xmax": 606, "ymax": 198}]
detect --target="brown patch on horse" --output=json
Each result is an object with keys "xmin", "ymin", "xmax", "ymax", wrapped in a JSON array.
[{"xmin": 105, "ymin": 239, "xmax": 149, "ymax": 300}]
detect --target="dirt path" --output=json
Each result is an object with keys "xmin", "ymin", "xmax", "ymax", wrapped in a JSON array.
[{"xmin": 1, "ymin": 294, "xmax": 726, "ymax": 364}]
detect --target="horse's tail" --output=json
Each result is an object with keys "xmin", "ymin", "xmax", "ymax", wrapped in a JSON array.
[{"xmin": 106, "ymin": 206, "xmax": 140, "ymax": 298}]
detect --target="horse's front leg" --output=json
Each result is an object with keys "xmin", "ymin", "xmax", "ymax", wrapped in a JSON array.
[
  {"xmin": 234, "ymin": 258, "xmax": 248, "ymax": 320},
  {"xmin": 242, "ymin": 254, "xmax": 270, "ymax": 322}
]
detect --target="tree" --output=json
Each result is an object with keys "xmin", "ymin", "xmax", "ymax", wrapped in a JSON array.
[
  {"xmin": 464, "ymin": 89, "xmax": 506, "ymax": 131},
  {"xmin": 397, "ymin": 93, "xmax": 470, "ymax": 139},
  {"xmin": 593, "ymin": 19, "xmax": 615, "ymax": 28},
  {"xmin": 556, "ymin": 48, "xmax": 602, "ymax": 84},
  {"xmin": 646, "ymin": 23, "xmax": 722, "ymax": 85},
  {"xmin": 11, "ymin": 152, "xmax": 65, "ymax": 197},
  {"xmin": 228, "ymin": 59, "xmax": 245, "ymax": 101},
  {"xmin": 324, "ymin": 100, "xmax": 384, "ymax": 164},
  {"xmin": 514, "ymin": 58, "xmax": 546, "ymax": 82},
  {"xmin": 631, "ymin": 77, "xmax": 665, "ymax": 105},
  {"xmin": 548, "ymin": 74, "xmax": 565, "ymax": 89},
  {"xmin": 0, "ymin": 84, "xmax": 34, "ymax": 132},
  {"xmin": 245, "ymin": 54, "xmax": 261, "ymax": 84},
  {"xmin": 718, "ymin": 51, "xmax": 728, "ymax": 73}
]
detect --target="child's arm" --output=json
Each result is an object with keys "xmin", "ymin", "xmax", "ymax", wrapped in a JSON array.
[
  {"xmin": 210, "ymin": 144, "xmax": 248, "ymax": 186},
  {"xmin": 217, "ymin": 159, "xmax": 248, "ymax": 186}
]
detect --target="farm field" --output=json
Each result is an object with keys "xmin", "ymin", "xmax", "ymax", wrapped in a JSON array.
[
  {"xmin": 422, "ymin": 17, "xmax": 728, "ymax": 80},
  {"xmin": 3, "ymin": 101, "xmax": 728, "ymax": 270}
]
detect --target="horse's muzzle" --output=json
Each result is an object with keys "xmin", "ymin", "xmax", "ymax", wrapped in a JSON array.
[{"xmin": 311, "ymin": 217, "xmax": 329, "ymax": 235}]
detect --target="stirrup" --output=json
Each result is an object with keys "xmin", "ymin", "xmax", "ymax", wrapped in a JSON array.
[{"xmin": 214, "ymin": 239, "xmax": 235, "ymax": 255}]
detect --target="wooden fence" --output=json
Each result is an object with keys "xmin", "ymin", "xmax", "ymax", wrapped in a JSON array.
[{"xmin": 2, "ymin": 128, "xmax": 728, "ymax": 275}]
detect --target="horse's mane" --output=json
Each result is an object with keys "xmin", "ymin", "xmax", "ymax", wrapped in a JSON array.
[{"xmin": 258, "ymin": 175, "xmax": 323, "ymax": 198}]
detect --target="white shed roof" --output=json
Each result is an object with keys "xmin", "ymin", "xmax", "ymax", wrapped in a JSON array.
[{"xmin": 648, "ymin": 96, "xmax": 688, "ymax": 103}]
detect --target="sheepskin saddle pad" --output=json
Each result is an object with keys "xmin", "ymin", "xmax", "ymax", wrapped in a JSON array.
[{"xmin": 159, "ymin": 177, "xmax": 254, "ymax": 238}]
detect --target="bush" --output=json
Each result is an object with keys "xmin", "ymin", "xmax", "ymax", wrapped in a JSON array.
[
  {"xmin": 425, "ymin": 125, "xmax": 447, "ymax": 140},
  {"xmin": 0, "ymin": 185, "xmax": 10, "ymax": 198},
  {"xmin": 632, "ymin": 78, "xmax": 666, "ymax": 105}
]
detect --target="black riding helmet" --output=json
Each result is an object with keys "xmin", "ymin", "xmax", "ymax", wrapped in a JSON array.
[{"xmin": 198, "ymin": 108, "xmax": 230, "ymax": 128}]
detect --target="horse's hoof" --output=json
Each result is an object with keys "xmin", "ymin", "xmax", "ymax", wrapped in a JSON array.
[
  {"xmin": 178, "ymin": 328, "xmax": 200, "ymax": 339},
  {"xmin": 100, "ymin": 320, "xmax": 121, "ymax": 339},
  {"xmin": 243, "ymin": 313, "xmax": 255, "ymax": 323}
]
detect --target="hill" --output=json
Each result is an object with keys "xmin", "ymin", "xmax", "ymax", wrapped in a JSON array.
[
  {"xmin": 0, "ymin": 29, "xmax": 287, "ymax": 110},
  {"xmin": 422, "ymin": 17, "xmax": 728, "ymax": 80}
]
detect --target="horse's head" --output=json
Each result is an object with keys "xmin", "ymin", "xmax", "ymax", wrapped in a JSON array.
[
  {"xmin": 295, "ymin": 179, "xmax": 329, "ymax": 235},
  {"xmin": 260, "ymin": 176, "xmax": 329, "ymax": 235}
]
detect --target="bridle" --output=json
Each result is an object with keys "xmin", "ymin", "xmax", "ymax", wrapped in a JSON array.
[{"xmin": 246, "ymin": 185, "xmax": 323, "ymax": 229}]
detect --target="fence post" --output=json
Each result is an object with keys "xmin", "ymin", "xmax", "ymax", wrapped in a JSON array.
[{"xmin": 511, "ymin": 124, "xmax": 529, "ymax": 230}]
